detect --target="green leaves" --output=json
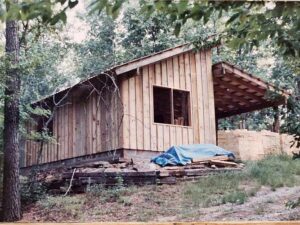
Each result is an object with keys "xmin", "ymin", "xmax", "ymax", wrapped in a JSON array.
[
  {"xmin": 49, "ymin": 10, "xmax": 67, "ymax": 25},
  {"xmin": 1, "ymin": 0, "xmax": 80, "ymax": 26},
  {"xmin": 89, "ymin": 0, "xmax": 124, "ymax": 19}
]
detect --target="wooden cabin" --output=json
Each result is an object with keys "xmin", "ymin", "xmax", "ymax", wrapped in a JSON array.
[{"xmin": 23, "ymin": 43, "xmax": 286, "ymax": 168}]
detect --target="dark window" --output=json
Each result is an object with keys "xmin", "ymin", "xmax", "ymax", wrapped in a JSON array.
[
  {"xmin": 153, "ymin": 86, "xmax": 191, "ymax": 126},
  {"xmin": 153, "ymin": 86, "xmax": 172, "ymax": 124},
  {"xmin": 173, "ymin": 89, "xmax": 190, "ymax": 126}
]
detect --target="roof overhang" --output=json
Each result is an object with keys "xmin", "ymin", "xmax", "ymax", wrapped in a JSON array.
[{"xmin": 213, "ymin": 62, "xmax": 288, "ymax": 119}]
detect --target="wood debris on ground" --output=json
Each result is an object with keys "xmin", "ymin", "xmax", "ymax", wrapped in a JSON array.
[{"xmin": 33, "ymin": 155, "xmax": 244, "ymax": 194}]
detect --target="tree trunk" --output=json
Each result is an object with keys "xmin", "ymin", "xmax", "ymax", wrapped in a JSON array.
[{"xmin": 1, "ymin": 7, "xmax": 22, "ymax": 222}]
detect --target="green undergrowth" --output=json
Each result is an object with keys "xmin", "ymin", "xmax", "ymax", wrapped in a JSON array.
[
  {"xmin": 183, "ymin": 154, "xmax": 300, "ymax": 208},
  {"xmin": 26, "ymin": 154, "xmax": 300, "ymax": 221}
]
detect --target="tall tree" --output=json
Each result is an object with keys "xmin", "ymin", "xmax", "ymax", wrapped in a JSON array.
[
  {"xmin": 2, "ymin": 0, "xmax": 22, "ymax": 221},
  {"xmin": 0, "ymin": 0, "xmax": 78, "ymax": 221}
]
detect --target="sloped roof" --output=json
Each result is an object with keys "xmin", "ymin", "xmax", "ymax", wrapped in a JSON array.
[
  {"xmin": 32, "ymin": 43, "xmax": 195, "ymax": 105},
  {"xmin": 212, "ymin": 61, "xmax": 288, "ymax": 118}
]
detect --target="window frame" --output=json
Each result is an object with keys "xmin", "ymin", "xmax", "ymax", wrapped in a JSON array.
[{"xmin": 152, "ymin": 84, "xmax": 192, "ymax": 127}]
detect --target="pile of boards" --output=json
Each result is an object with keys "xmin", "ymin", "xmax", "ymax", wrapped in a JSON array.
[{"xmin": 37, "ymin": 155, "xmax": 243, "ymax": 193}]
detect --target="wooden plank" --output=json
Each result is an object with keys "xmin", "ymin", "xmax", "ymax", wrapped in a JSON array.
[
  {"xmin": 176, "ymin": 127, "xmax": 183, "ymax": 146},
  {"xmin": 192, "ymin": 155, "xmax": 230, "ymax": 163},
  {"xmin": 210, "ymin": 159, "xmax": 238, "ymax": 167},
  {"xmin": 54, "ymin": 109, "xmax": 58, "ymax": 161},
  {"xmin": 92, "ymin": 93, "xmax": 97, "ymax": 154},
  {"xmin": 104, "ymin": 89, "xmax": 111, "ymax": 151},
  {"xmin": 111, "ymin": 93, "xmax": 116, "ymax": 150},
  {"xmin": 173, "ymin": 55, "xmax": 180, "ymax": 89},
  {"xmin": 190, "ymin": 52, "xmax": 200, "ymax": 143},
  {"xmin": 161, "ymin": 60, "xmax": 168, "ymax": 86},
  {"xmin": 195, "ymin": 51, "xmax": 205, "ymax": 143},
  {"xmin": 214, "ymin": 72, "xmax": 266, "ymax": 95},
  {"xmin": 66, "ymin": 104, "xmax": 71, "ymax": 158},
  {"xmin": 72, "ymin": 99, "xmax": 77, "ymax": 157},
  {"xmin": 90, "ymin": 95, "xmax": 94, "ymax": 154},
  {"xmin": 184, "ymin": 52, "xmax": 191, "ymax": 91},
  {"xmin": 52, "ymin": 111, "xmax": 57, "ymax": 161},
  {"xmin": 114, "ymin": 43, "xmax": 192, "ymax": 75},
  {"xmin": 200, "ymin": 51, "xmax": 209, "ymax": 143},
  {"xmin": 96, "ymin": 92, "xmax": 101, "ymax": 152},
  {"xmin": 214, "ymin": 77, "xmax": 265, "ymax": 102},
  {"xmin": 86, "ymin": 96, "xmax": 91, "ymax": 155},
  {"xmin": 32, "ymin": 140, "xmax": 35, "ymax": 165},
  {"xmin": 167, "ymin": 58, "xmax": 174, "ymax": 87},
  {"xmin": 188, "ymin": 128, "xmax": 194, "ymax": 144},
  {"xmin": 129, "ymin": 76, "xmax": 137, "ymax": 149},
  {"xmin": 214, "ymin": 87, "xmax": 256, "ymax": 106},
  {"xmin": 63, "ymin": 105, "xmax": 67, "ymax": 159},
  {"xmin": 142, "ymin": 66, "xmax": 151, "ymax": 150},
  {"xmin": 58, "ymin": 107, "xmax": 62, "ymax": 160},
  {"xmin": 215, "ymin": 61, "xmax": 276, "ymax": 90},
  {"xmin": 77, "ymin": 102, "xmax": 83, "ymax": 156},
  {"xmin": 135, "ymin": 74, "xmax": 144, "ymax": 150},
  {"xmin": 64, "ymin": 104, "xmax": 68, "ymax": 159},
  {"xmin": 157, "ymin": 124, "xmax": 163, "ymax": 151},
  {"xmin": 179, "ymin": 53, "xmax": 186, "ymax": 90},
  {"xmin": 121, "ymin": 79, "xmax": 130, "ymax": 149},
  {"xmin": 169, "ymin": 126, "xmax": 176, "ymax": 147},
  {"xmin": 163, "ymin": 125, "xmax": 170, "ymax": 151},
  {"xmin": 154, "ymin": 62, "xmax": 162, "ymax": 86},
  {"xmin": 149, "ymin": 64, "xmax": 157, "ymax": 151},
  {"xmin": 182, "ymin": 127, "xmax": 188, "ymax": 145},
  {"xmin": 60, "ymin": 106, "xmax": 64, "ymax": 160},
  {"xmin": 64, "ymin": 105, "xmax": 68, "ymax": 159}
]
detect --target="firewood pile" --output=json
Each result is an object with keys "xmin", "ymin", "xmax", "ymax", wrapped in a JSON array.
[{"xmin": 35, "ymin": 155, "xmax": 244, "ymax": 193}]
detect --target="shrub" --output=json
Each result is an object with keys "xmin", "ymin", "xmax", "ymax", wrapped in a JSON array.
[
  {"xmin": 246, "ymin": 154, "xmax": 300, "ymax": 189},
  {"xmin": 20, "ymin": 176, "xmax": 47, "ymax": 204}
]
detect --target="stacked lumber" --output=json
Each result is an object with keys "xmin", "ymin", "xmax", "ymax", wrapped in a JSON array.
[
  {"xmin": 33, "ymin": 155, "xmax": 244, "ymax": 193},
  {"xmin": 192, "ymin": 155, "xmax": 242, "ymax": 168}
]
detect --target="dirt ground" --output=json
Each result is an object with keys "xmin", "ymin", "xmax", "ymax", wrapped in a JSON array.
[
  {"xmin": 21, "ymin": 183, "xmax": 300, "ymax": 222},
  {"xmin": 179, "ymin": 186, "xmax": 300, "ymax": 222}
]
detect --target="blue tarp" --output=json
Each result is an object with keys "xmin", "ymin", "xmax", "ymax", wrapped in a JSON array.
[{"xmin": 151, "ymin": 144, "xmax": 235, "ymax": 167}]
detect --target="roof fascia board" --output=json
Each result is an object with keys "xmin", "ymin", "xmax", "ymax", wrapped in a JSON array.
[{"xmin": 114, "ymin": 44, "xmax": 194, "ymax": 75}]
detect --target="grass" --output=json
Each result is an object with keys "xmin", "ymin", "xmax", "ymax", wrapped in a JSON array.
[
  {"xmin": 26, "ymin": 154, "xmax": 300, "ymax": 221},
  {"xmin": 38, "ymin": 195, "xmax": 85, "ymax": 220},
  {"xmin": 183, "ymin": 154, "xmax": 300, "ymax": 208}
]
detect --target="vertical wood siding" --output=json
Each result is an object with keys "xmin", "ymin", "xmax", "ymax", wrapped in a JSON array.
[
  {"xmin": 121, "ymin": 49, "xmax": 216, "ymax": 152},
  {"xmin": 25, "ymin": 89, "xmax": 122, "ymax": 166},
  {"xmin": 25, "ymin": 49, "xmax": 216, "ymax": 166}
]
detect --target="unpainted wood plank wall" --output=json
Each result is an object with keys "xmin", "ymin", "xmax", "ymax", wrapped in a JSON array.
[
  {"xmin": 25, "ymin": 90, "xmax": 122, "ymax": 166},
  {"xmin": 25, "ymin": 49, "xmax": 216, "ymax": 166},
  {"xmin": 121, "ymin": 49, "xmax": 216, "ymax": 152}
]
